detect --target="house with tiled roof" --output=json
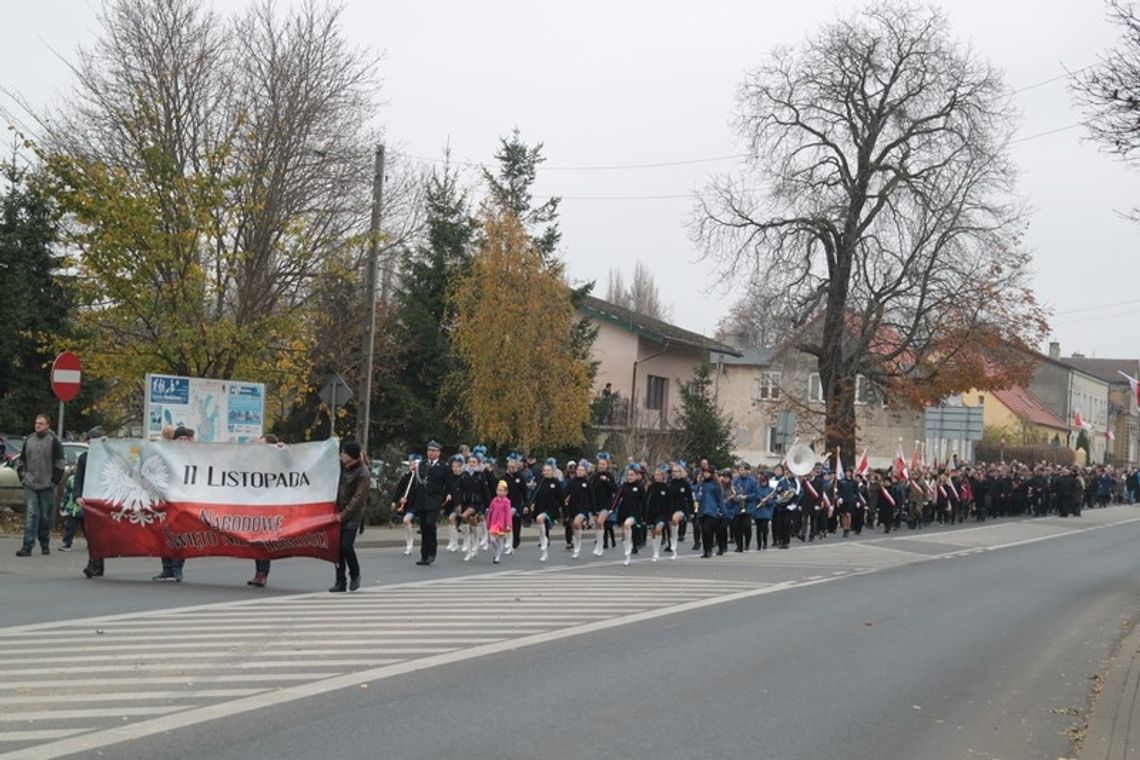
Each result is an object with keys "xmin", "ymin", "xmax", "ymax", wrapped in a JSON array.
[
  {"xmin": 959, "ymin": 385, "xmax": 1068, "ymax": 446},
  {"xmin": 579, "ymin": 295, "xmax": 741, "ymax": 434}
]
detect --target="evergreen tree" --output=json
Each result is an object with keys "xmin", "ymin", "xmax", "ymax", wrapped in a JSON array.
[
  {"xmin": 0, "ymin": 165, "xmax": 73, "ymax": 432},
  {"xmin": 673, "ymin": 362, "xmax": 736, "ymax": 469},
  {"xmin": 378, "ymin": 163, "xmax": 476, "ymax": 448}
]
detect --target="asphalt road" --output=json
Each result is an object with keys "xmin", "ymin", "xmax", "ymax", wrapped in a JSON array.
[{"xmin": 3, "ymin": 508, "xmax": 1140, "ymax": 760}]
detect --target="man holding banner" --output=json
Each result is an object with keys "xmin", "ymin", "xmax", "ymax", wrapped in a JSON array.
[{"xmin": 330, "ymin": 440, "xmax": 368, "ymax": 592}]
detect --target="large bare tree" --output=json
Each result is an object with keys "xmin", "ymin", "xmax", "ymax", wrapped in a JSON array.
[{"xmin": 694, "ymin": 2, "xmax": 1047, "ymax": 459}]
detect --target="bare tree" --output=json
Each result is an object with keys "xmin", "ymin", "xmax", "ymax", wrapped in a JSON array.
[
  {"xmin": 29, "ymin": 0, "xmax": 422, "ymax": 412},
  {"xmin": 605, "ymin": 261, "xmax": 670, "ymax": 320},
  {"xmin": 1074, "ymin": 1, "xmax": 1140, "ymax": 214},
  {"xmin": 694, "ymin": 2, "xmax": 1047, "ymax": 459},
  {"xmin": 716, "ymin": 276, "xmax": 798, "ymax": 348}
]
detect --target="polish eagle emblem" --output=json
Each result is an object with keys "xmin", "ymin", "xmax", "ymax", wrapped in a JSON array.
[{"xmin": 100, "ymin": 446, "xmax": 172, "ymax": 525}]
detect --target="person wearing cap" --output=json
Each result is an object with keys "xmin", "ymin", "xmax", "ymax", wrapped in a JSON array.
[
  {"xmin": 752, "ymin": 471, "xmax": 776, "ymax": 550},
  {"xmin": 76, "ymin": 427, "xmax": 106, "ymax": 577},
  {"xmin": 695, "ymin": 467, "xmax": 729, "ymax": 558},
  {"xmin": 413, "ymin": 440, "xmax": 448, "ymax": 565},
  {"xmin": 154, "ymin": 426, "xmax": 195, "ymax": 581},
  {"xmin": 589, "ymin": 453, "xmax": 618, "ymax": 557},
  {"xmin": 836, "ymin": 465, "xmax": 858, "ymax": 538},
  {"xmin": 771, "ymin": 464, "xmax": 798, "ymax": 549},
  {"xmin": 393, "ymin": 455, "xmax": 423, "ymax": 556},
  {"xmin": 798, "ymin": 462, "xmax": 824, "ymax": 543},
  {"xmin": 731, "ymin": 462, "xmax": 760, "ymax": 552},
  {"xmin": 330, "ymin": 440, "xmax": 368, "ymax": 592}
]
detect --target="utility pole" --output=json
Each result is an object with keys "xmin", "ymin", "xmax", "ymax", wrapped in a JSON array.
[{"xmin": 358, "ymin": 144, "xmax": 384, "ymax": 455}]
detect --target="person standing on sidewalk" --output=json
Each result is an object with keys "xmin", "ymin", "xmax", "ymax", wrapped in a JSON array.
[
  {"xmin": 330, "ymin": 440, "xmax": 369, "ymax": 592},
  {"xmin": 16, "ymin": 413, "xmax": 66, "ymax": 557}
]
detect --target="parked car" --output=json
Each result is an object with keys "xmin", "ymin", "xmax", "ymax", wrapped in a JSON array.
[
  {"xmin": 1, "ymin": 434, "xmax": 23, "ymax": 463},
  {"xmin": 0, "ymin": 440, "xmax": 88, "ymax": 510}
]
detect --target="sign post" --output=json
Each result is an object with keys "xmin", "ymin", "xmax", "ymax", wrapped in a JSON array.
[{"xmin": 50, "ymin": 352, "xmax": 82, "ymax": 438}]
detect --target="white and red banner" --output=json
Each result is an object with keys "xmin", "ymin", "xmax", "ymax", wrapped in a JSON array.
[{"xmin": 82, "ymin": 438, "xmax": 341, "ymax": 562}]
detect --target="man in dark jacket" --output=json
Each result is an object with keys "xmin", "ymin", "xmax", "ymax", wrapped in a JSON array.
[
  {"xmin": 331, "ymin": 440, "xmax": 369, "ymax": 592},
  {"xmin": 16, "ymin": 413, "xmax": 66, "ymax": 557},
  {"xmin": 79, "ymin": 427, "xmax": 106, "ymax": 578},
  {"xmin": 414, "ymin": 440, "xmax": 449, "ymax": 565}
]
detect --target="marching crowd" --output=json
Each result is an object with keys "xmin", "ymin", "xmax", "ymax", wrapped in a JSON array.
[
  {"xmin": 389, "ymin": 441, "xmax": 1140, "ymax": 572},
  {"xmin": 11, "ymin": 411, "xmax": 1138, "ymax": 593}
]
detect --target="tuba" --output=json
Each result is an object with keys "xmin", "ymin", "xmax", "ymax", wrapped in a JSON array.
[{"xmin": 786, "ymin": 444, "xmax": 817, "ymax": 477}]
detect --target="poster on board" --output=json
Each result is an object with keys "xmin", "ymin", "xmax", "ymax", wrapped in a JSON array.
[{"xmin": 145, "ymin": 373, "xmax": 265, "ymax": 442}]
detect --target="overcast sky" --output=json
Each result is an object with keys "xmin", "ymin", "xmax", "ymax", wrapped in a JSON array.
[{"xmin": 3, "ymin": 0, "xmax": 1138, "ymax": 360}]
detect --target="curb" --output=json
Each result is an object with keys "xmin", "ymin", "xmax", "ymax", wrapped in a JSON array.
[{"xmin": 1083, "ymin": 619, "xmax": 1140, "ymax": 759}]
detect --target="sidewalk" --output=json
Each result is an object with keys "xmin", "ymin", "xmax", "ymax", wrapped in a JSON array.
[{"xmin": 1083, "ymin": 618, "xmax": 1140, "ymax": 759}]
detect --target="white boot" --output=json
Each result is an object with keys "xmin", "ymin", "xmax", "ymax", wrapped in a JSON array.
[
  {"xmin": 403, "ymin": 523, "xmax": 415, "ymax": 555},
  {"xmin": 651, "ymin": 534, "xmax": 660, "ymax": 562},
  {"xmin": 539, "ymin": 530, "xmax": 549, "ymax": 562},
  {"xmin": 464, "ymin": 525, "xmax": 477, "ymax": 561},
  {"xmin": 671, "ymin": 528, "xmax": 680, "ymax": 559},
  {"xmin": 572, "ymin": 528, "xmax": 582, "ymax": 559},
  {"xmin": 622, "ymin": 527, "xmax": 633, "ymax": 566},
  {"xmin": 478, "ymin": 522, "xmax": 489, "ymax": 550},
  {"xmin": 446, "ymin": 522, "xmax": 459, "ymax": 552},
  {"xmin": 491, "ymin": 537, "xmax": 502, "ymax": 564},
  {"xmin": 593, "ymin": 526, "xmax": 604, "ymax": 556},
  {"xmin": 504, "ymin": 530, "xmax": 514, "ymax": 555}
]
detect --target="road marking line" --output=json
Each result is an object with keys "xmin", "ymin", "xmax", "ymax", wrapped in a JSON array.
[
  {"xmin": 10, "ymin": 647, "xmax": 455, "ymax": 664},
  {"xmin": 0, "ymin": 690, "xmax": 269, "ymax": 705},
  {"xmin": 0, "ymin": 730, "xmax": 92, "ymax": 742},
  {"xmin": 0, "ymin": 660, "xmax": 404, "ymax": 677},
  {"xmin": 1, "ymin": 674, "xmax": 344, "ymax": 689},
  {"xmin": 0, "ymin": 707, "xmax": 188, "ymax": 721}
]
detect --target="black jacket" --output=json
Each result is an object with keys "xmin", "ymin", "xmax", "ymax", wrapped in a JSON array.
[{"xmin": 416, "ymin": 458, "xmax": 450, "ymax": 513}]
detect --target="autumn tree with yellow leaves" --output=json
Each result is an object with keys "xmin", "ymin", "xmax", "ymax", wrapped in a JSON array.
[{"xmin": 449, "ymin": 211, "xmax": 591, "ymax": 449}]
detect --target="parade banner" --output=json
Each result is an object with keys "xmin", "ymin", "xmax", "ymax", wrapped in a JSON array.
[{"xmin": 82, "ymin": 438, "xmax": 341, "ymax": 562}]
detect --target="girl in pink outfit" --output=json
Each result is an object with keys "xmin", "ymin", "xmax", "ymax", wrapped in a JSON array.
[{"xmin": 486, "ymin": 481, "xmax": 513, "ymax": 564}]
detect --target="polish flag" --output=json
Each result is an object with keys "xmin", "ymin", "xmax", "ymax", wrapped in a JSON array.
[
  {"xmin": 1118, "ymin": 371, "xmax": 1140, "ymax": 408},
  {"xmin": 895, "ymin": 445, "xmax": 909, "ymax": 481},
  {"xmin": 1073, "ymin": 410, "xmax": 1090, "ymax": 430},
  {"xmin": 909, "ymin": 443, "xmax": 921, "ymax": 475},
  {"xmin": 835, "ymin": 449, "xmax": 844, "ymax": 481},
  {"xmin": 855, "ymin": 449, "xmax": 869, "ymax": 477},
  {"xmin": 1106, "ymin": 429, "xmax": 1116, "ymax": 442}
]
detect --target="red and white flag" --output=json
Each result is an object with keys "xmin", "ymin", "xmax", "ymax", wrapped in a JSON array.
[
  {"xmin": 895, "ymin": 444, "xmax": 909, "ymax": 481},
  {"xmin": 1073, "ymin": 409, "xmax": 1089, "ymax": 430},
  {"xmin": 1106, "ymin": 429, "xmax": 1116, "ymax": 442},
  {"xmin": 1119, "ymin": 371, "xmax": 1140, "ymax": 408},
  {"xmin": 855, "ymin": 449, "xmax": 869, "ymax": 477},
  {"xmin": 81, "ymin": 438, "xmax": 341, "ymax": 563},
  {"xmin": 909, "ymin": 443, "xmax": 921, "ymax": 475}
]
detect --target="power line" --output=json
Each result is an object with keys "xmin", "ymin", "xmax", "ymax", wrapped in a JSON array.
[
  {"xmin": 1010, "ymin": 123, "xmax": 1082, "ymax": 144},
  {"xmin": 1054, "ymin": 296, "xmax": 1140, "ymax": 316}
]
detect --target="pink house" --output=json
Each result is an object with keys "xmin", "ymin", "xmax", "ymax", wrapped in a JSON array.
[{"xmin": 580, "ymin": 295, "xmax": 740, "ymax": 430}]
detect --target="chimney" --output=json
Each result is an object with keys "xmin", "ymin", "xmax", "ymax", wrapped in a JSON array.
[
  {"xmin": 1072, "ymin": 352, "xmax": 1086, "ymax": 359},
  {"xmin": 1048, "ymin": 341, "xmax": 1060, "ymax": 360}
]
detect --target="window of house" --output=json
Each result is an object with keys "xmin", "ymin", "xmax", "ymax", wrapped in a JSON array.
[
  {"xmin": 808, "ymin": 372, "xmax": 824, "ymax": 403},
  {"xmin": 855, "ymin": 374, "xmax": 871, "ymax": 405},
  {"xmin": 767, "ymin": 425, "xmax": 786, "ymax": 455},
  {"xmin": 646, "ymin": 375, "xmax": 667, "ymax": 411},
  {"xmin": 755, "ymin": 371, "xmax": 781, "ymax": 401}
]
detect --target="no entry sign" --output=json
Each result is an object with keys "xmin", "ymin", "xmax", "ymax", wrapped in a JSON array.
[{"xmin": 51, "ymin": 352, "xmax": 82, "ymax": 402}]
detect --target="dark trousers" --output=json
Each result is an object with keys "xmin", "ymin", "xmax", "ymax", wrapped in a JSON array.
[
  {"xmin": 733, "ymin": 514, "xmax": 751, "ymax": 550},
  {"xmin": 880, "ymin": 505, "xmax": 894, "ymax": 532},
  {"xmin": 335, "ymin": 524, "xmax": 359, "ymax": 585},
  {"xmin": 513, "ymin": 511, "xmax": 523, "ymax": 548},
  {"xmin": 161, "ymin": 557, "xmax": 185, "ymax": 575},
  {"xmin": 564, "ymin": 522, "xmax": 573, "ymax": 548},
  {"xmin": 691, "ymin": 514, "xmax": 702, "ymax": 548},
  {"xmin": 700, "ymin": 516, "xmax": 715, "ymax": 555},
  {"xmin": 255, "ymin": 559, "xmax": 271, "ymax": 575},
  {"xmin": 754, "ymin": 517, "xmax": 770, "ymax": 548},
  {"xmin": 773, "ymin": 510, "xmax": 791, "ymax": 547},
  {"xmin": 852, "ymin": 508, "xmax": 865, "ymax": 534},
  {"xmin": 63, "ymin": 514, "xmax": 83, "ymax": 547},
  {"xmin": 420, "ymin": 511, "xmax": 439, "ymax": 560}
]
